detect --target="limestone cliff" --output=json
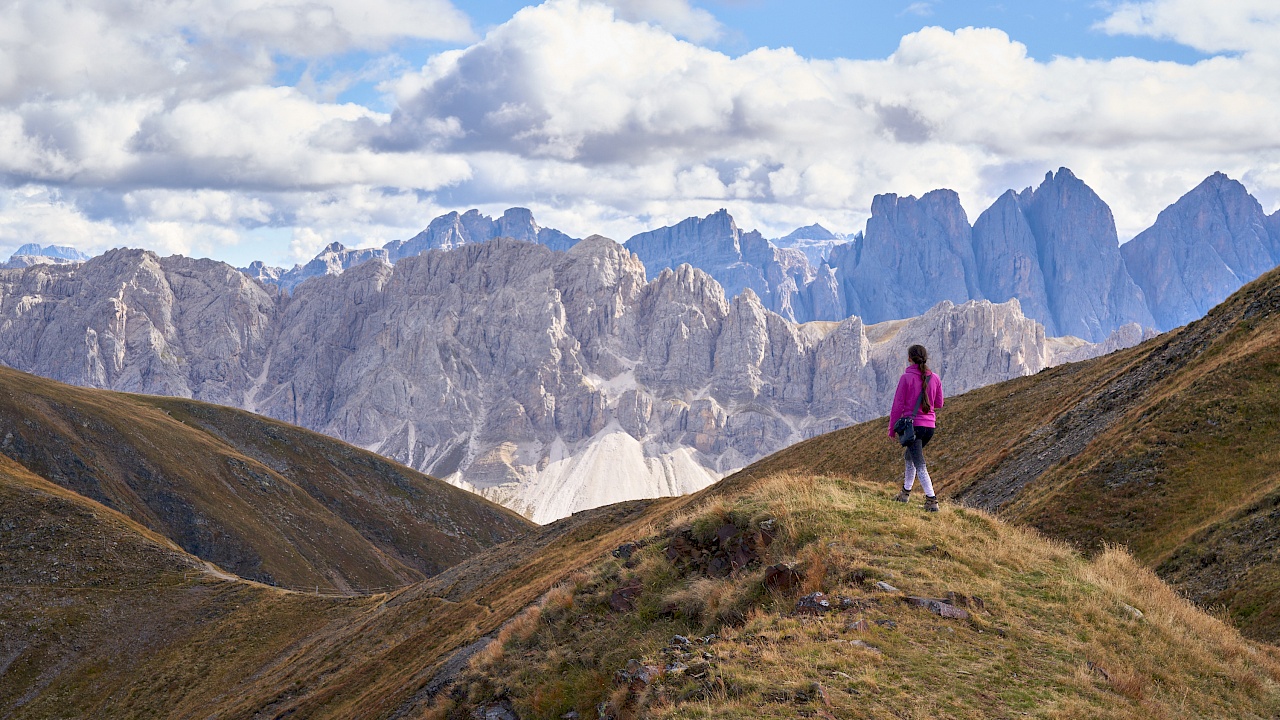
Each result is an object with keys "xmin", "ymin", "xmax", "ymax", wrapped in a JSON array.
[{"xmin": 0, "ymin": 239, "xmax": 1124, "ymax": 523}]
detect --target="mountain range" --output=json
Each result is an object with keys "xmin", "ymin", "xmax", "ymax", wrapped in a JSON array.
[
  {"xmin": 0, "ymin": 239, "xmax": 1125, "ymax": 523},
  {"xmin": 224, "ymin": 169, "xmax": 1278, "ymax": 342},
  {"xmin": 0, "ymin": 168, "xmax": 1275, "ymax": 522},
  {"xmin": 622, "ymin": 170, "xmax": 1280, "ymax": 341}
]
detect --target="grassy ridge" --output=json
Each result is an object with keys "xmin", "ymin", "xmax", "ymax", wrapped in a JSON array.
[
  {"xmin": 448, "ymin": 473, "xmax": 1280, "ymax": 719},
  {"xmin": 0, "ymin": 365, "xmax": 532, "ymax": 592}
]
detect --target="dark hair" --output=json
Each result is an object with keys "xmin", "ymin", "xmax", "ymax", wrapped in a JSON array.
[{"xmin": 908, "ymin": 344, "xmax": 932, "ymax": 413}]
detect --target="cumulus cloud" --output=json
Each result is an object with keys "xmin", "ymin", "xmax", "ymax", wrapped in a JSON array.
[
  {"xmin": 1098, "ymin": 0, "xmax": 1280, "ymax": 54},
  {"xmin": 593, "ymin": 0, "xmax": 722, "ymax": 42},
  {"xmin": 376, "ymin": 0, "xmax": 1280, "ymax": 239},
  {"xmin": 2, "ymin": 0, "xmax": 1280, "ymax": 267},
  {"xmin": 0, "ymin": 0, "xmax": 474, "ymax": 102}
]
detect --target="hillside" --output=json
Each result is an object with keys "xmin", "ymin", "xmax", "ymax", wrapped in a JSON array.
[
  {"xmin": 0, "ymin": 366, "xmax": 532, "ymax": 592},
  {"xmin": 747, "ymin": 264, "xmax": 1280, "ymax": 642},
  {"xmin": 5, "ymin": 385, "xmax": 1280, "ymax": 716}
]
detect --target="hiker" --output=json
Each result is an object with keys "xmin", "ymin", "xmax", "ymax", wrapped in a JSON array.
[{"xmin": 888, "ymin": 344, "xmax": 945, "ymax": 512}]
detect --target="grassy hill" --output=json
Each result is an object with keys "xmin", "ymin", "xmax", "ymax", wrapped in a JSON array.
[
  {"xmin": 752, "ymin": 265, "xmax": 1280, "ymax": 642},
  {"xmin": 0, "ymin": 366, "xmax": 532, "ymax": 592}
]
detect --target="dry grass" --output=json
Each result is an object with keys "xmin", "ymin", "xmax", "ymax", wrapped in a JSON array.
[{"xmin": 453, "ymin": 473, "xmax": 1280, "ymax": 719}]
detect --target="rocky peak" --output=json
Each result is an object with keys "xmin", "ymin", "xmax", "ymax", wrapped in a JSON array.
[
  {"xmin": 971, "ymin": 189, "xmax": 1056, "ymax": 334},
  {"xmin": 1017, "ymin": 168, "xmax": 1154, "ymax": 341},
  {"xmin": 625, "ymin": 210, "xmax": 814, "ymax": 322},
  {"xmin": 383, "ymin": 207, "xmax": 579, "ymax": 262},
  {"xmin": 3, "ymin": 243, "xmax": 91, "ymax": 269},
  {"xmin": 840, "ymin": 188, "xmax": 979, "ymax": 323},
  {"xmin": 1121, "ymin": 172, "xmax": 1276, "ymax": 330}
]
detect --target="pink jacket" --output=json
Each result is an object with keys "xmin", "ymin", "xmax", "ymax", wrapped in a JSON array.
[{"xmin": 887, "ymin": 365, "xmax": 944, "ymax": 438}]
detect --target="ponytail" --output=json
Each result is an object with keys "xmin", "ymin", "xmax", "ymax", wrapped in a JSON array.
[{"xmin": 908, "ymin": 344, "xmax": 932, "ymax": 414}]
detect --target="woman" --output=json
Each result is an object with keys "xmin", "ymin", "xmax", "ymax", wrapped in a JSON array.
[{"xmin": 888, "ymin": 344, "xmax": 945, "ymax": 512}]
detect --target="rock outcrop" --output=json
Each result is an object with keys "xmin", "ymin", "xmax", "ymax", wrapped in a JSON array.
[
  {"xmin": 271, "ymin": 242, "xmax": 389, "ymax": 292},
  {"xmin": 625, "ymin": 210, "xmax": 814, "ymax": 321},
  {"xmin": 1016, "ymin": 169, "xmax": 1155, "ymax": 341},
  {"xmin": 833, "ymin": 189, "xmax": 982, "ymax": 325},
  {"xmin": 971, "ymin": 190, "xmax": 1056, "ymax": 334},
  {"xmin": 773, "ymin": 223, "xmax": 848, "ymax": 266},
  {"xmin": 3, "ymin": 243, "xmax": 90, "ymax": 269},
  {"xmin": 1120, "ymin": 172, "xmax": 1280, "ymax": 330},
  {"xmin": 384, "ymin": 207, "xmax": 577, "ymax": 261},
  {"xmin": 0, "ymin": 239, "xmax": 1125, "ymax": 523}
]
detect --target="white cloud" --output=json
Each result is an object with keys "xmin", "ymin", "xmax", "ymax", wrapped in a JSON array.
[
  {"xmin": 1098, "ymin": 0, "xmax": 1280, "ymax": 54},
  {"xmin": 0, "ymin": 0, "xmax": 473, "ymax": 103},
  {"xmin": 901, "ymin": 2, "xmax": 934, "ymax": 18},
  {"xmin": 3, "ymin": 0, "xmax": 1280, "ymax": 268},
  {"xmin": 592, "ymin": 0, "xmax": 722, "ymax": 42},
  {"xmin": 374, "ymin": 1, "xmax": 1280, "ymax": 241}
]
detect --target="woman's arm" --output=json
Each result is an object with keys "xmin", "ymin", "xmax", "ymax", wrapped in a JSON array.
[{"xmin": 887, "ymin": 373, "xmax": 910, "ymax": 437}]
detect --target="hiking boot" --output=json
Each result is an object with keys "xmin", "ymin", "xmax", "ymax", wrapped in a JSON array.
[
  {"xmin": 893, "ymin": 488, "xmax": 911, "ymax": 503},
  {"xmin": 923, "ymin": 496, "xmax": 939, "ymax": 512}
]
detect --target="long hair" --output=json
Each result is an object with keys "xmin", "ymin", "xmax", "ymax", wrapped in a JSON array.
[{"xmin": 908, "ymin": 344, "xmax": 932, "ymax": 413}]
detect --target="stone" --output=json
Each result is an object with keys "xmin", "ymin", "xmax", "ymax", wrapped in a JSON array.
[
  {"xmin": 1121, "ymin": 603, "xmax": 1144, "ymax": 620},
  {"xmin": 617, "ymin": 659, "xmax": 664, "ymax": 686},
  {"xmin": 874, "ymin": 581, "xmax": 899, "ymax": 593},
  {"xmin": 845, "ymin": 619, "xmax": 870, "ymax": 632},
  {"xmin": 611, "ymin": 543, "xmax": 640, "ymax": 560},
  {"xmin": 796, "ymin": 592, "xmax": 832, "ymax": 614},
  {"xmin": 476, "ymin": 702, "xmax": 519, "ymax": 720},
  {"xmin": 609, "ymin": 582, "xmax": 642, "ymax": 613},
  {"xmin": 904, "ymin": 596, "xmax": 970, "ymax": 620},
  {"xmin": 764, "ymin": 564, "xmax": 804, "ymax": 592},
  {"xmin": 873, "ymin": 619, "xmax": 897, "ymax": 629}
]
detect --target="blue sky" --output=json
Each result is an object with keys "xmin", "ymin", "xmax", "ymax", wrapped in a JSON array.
[{"xmin": 1, "ymin": 0, "xmax": 1277, "ymax": 268}]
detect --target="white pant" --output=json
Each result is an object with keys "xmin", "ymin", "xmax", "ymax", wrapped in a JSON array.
[{"xmin": 903, "ymin": 450, "xmax": 935, "ymax": 497}]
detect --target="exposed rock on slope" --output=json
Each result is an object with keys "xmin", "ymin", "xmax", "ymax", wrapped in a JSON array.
[{"xmin": 0, "ymin": 239, "xmax": 1122, "ymax": 523}]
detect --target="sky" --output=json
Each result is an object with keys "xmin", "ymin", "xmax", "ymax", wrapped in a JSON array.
[{"xmin": 1, "ymin": 0, "xmax": 1279, "ymax": 268}]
